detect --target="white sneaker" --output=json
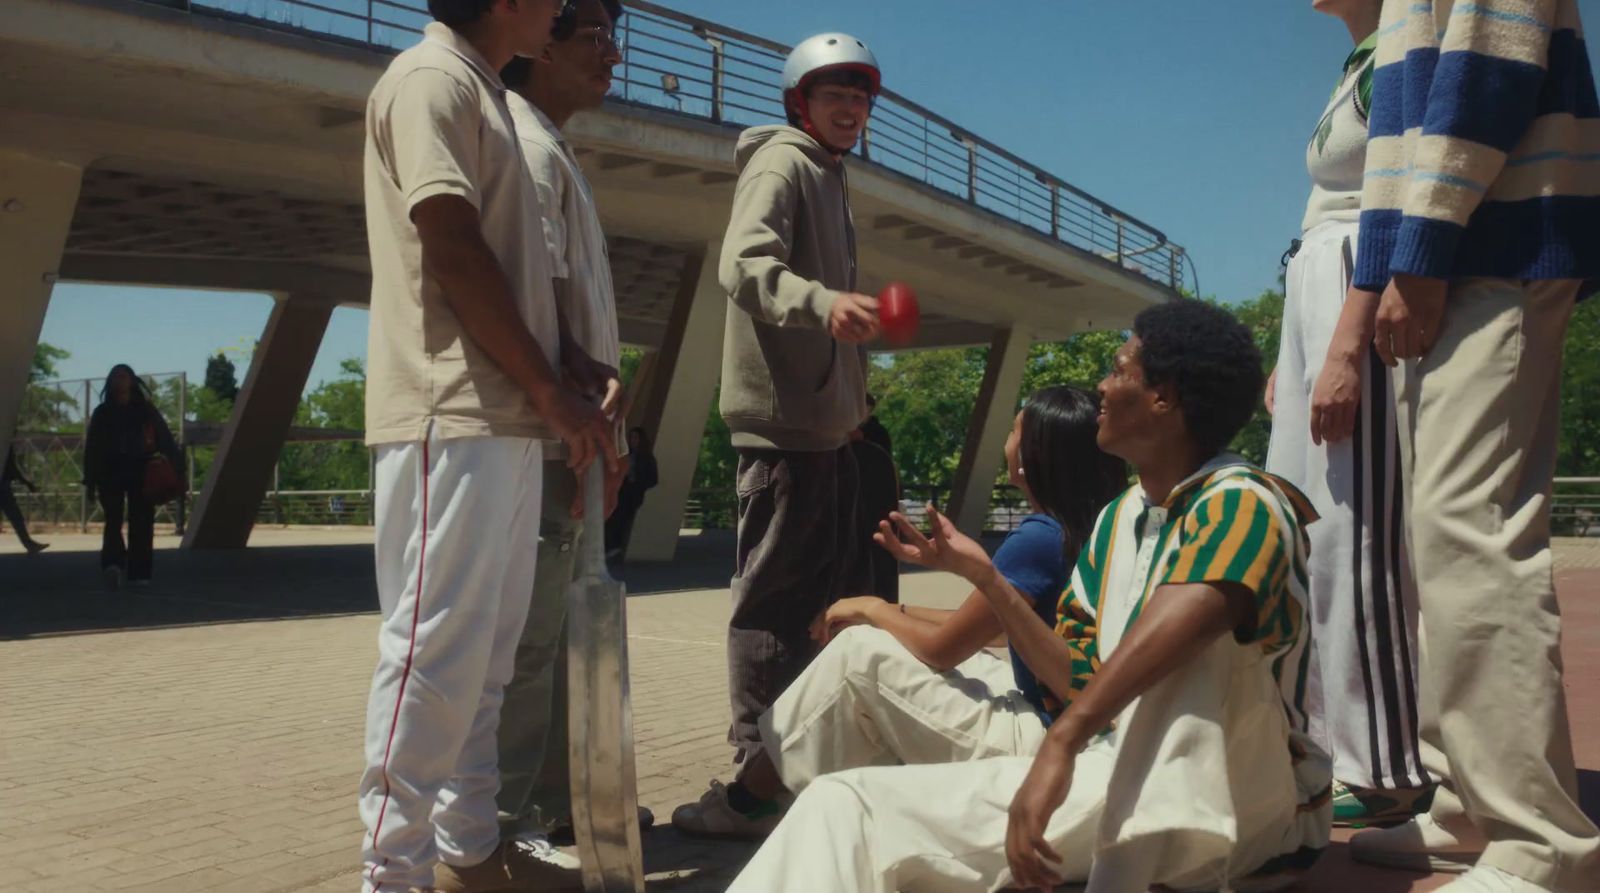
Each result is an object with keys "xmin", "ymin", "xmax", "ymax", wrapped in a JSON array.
[
  {"xmin": 1437, "ymin": 866, "xmax": 1551, "ymax": 892},
  {"xmin": 670, "ymin": 779, "xmax": 781, "ymax": 840},
  {"xmin": 1350, "ymin": 812, "xmax": 1484, "ymax": 873},
  {"xmin": 507, "ymin": 830, "xmax": 581, "ymax": 871}
]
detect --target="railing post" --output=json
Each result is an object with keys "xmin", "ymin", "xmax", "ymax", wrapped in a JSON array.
[
  {"xmin": 962, "ymin": 137, "xmax": 977, "ymax": 203},
  {"xmin": 922, "ymin": 118, "xmax": 930, "ymax": 183},
  {"xmin": 1169, "ymin": 247, "xmax": 1182, "ymax": 289},
  {"xmin": 1115, "ymin": 219, "xmax": 1126, "ymax": 266},
  {"xmin": 1049, "ymin": 183, "xmax": 1060, "ymax": 240},
  {"xmin": 622, "ymin": 14, "xmax": 632, "ymax": 101},
  {"xmin": 707, "ymin": 35, "xmax": 725, "ymax": 123},
  {"xmin": 176, "ymin": 371, "xmax": 187, "ymax": 536},
  {"xmin": 860, "ymin": 123, "xmax": 871, "ymax": 160},
  {"xmin": 80, "ymin": 380, "xmax": 90, "ymax": 533}
]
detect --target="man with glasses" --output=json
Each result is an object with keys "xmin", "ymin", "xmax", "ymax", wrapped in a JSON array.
[{"xmin": 491, "ymin": 0, "xmax": 638, "ymax": 885}]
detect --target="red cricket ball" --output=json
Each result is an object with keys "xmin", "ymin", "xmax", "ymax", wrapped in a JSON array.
[{"xmin": 878, "ymin": 281, "xmax": 920, "ymax": 346}]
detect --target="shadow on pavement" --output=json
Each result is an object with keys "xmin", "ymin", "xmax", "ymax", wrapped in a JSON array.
[
  {"xmin": 640, "ymin": 827, "xmax": 760, "ymax": 891},
  {"xmin": 0, "ymin": 528, "xmax": 988, "ymax": 639},
  {"xmin": 0, "ymin": 543, "xmax": 379, "ymax": 639}
]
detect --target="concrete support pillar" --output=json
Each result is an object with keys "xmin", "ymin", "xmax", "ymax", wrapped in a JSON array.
[
  {"xmin": 947, "ymin": 325, "xmax": 1034, "ymax": 537},
  {"xmin": 183, "ymin": 294, "xmax": 335, "ymax": 550},
  {"xmin": 626, "ymin": 246, "xmax": 726, "ymax": 562},
  {"xmin": 0, "ymin": 151, "xmax": 82, "ymax": 445}
]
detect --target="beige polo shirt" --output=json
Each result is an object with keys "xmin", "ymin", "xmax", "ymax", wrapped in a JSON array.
[{"xmin": 363, "ymin": 22, "xmax": 560, "ymax": 446}]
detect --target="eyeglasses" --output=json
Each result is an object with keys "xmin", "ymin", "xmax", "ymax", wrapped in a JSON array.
[{"xmin": 574, "ymin": 26, "xmax": 624, "ymax": 55}]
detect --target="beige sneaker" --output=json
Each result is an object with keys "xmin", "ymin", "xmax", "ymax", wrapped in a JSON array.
[
  {"xmin": 433, "ymin": 840, "xmax": 583, "ymax": 893},
  {"xmin": 670, "ymin": 779, "xmax": 781, "ymax": 840},
  {"xmin": 1350, "ymin": 813, "xmax": 1485, "ymax": 873}
]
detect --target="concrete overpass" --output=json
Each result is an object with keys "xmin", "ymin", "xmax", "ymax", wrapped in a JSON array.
[{"xmin": 0, "ymin": 0, "xmax": 1194, "ymax": 559}]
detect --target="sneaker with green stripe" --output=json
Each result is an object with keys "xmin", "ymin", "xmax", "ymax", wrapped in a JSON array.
[{"xmin": 1332, "ymin": 779, "xmax": 1434, "ymax": 828}]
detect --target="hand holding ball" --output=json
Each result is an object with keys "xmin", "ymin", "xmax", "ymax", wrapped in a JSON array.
[{"xmin": 877, "ymin": 282, "xmax": 920, "ymax": 346}]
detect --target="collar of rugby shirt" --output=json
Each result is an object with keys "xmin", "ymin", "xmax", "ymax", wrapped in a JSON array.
[
  {"xmin": 1134, "ymin": 453, "xmax": 1249, "ymax": 511},
  {"xmin": 1133, "ymin": 452, "xmax": 1319, "ymax": 523},
  {"xmin": 422, "ymin": 21, "xmax": 507, "ymax": 92}
]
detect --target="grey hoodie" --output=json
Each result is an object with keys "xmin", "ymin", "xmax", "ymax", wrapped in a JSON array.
[{"xmin": 718, "ymin": 125, "xmax": 869, "ymax": 451}]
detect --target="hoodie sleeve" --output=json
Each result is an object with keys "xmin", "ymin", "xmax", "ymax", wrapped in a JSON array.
[{"xmin": 719, "ymin": 168, "xmax": 839, "ymax": 329}]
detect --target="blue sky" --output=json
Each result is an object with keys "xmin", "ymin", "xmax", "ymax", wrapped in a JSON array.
[{"xmin": 38, "ymin": 0, "xmax": 1600, "ymax": 392}]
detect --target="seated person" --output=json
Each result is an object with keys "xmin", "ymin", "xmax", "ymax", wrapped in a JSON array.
[
  {"xmin": 727, "ymin": 300, "xmax": 1333, "ymax": 893},
  {"xmin": 672, "ymin": 386, "xmax": 1127, "ymax": 837}
]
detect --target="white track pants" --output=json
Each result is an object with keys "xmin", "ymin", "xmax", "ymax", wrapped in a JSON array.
[
  {"xmin": 759, "ymin": 626, "xmax": 1049, "ymax": 793},
  {"xmin": 358, "ymin": 433, "xmax": 544, "ymax": 892},
  {"xmin": 1267, "ymin": 220, "xmax": 1427, "ymax": 791},
  {"xmin": 730, "ymin": 632, "xmax": 1324, "ymax": 893}
]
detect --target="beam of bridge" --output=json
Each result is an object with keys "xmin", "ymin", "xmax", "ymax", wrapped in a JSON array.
[{"xmin": 0, "ymin": 0, "xmax": 1193, "ymax": 554}]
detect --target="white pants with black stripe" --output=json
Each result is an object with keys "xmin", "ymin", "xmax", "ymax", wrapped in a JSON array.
[
  {"xmin": 1267, "ymin": 219, "xmax": 1428, "ymax": 791},
  {"xmin": 358, "ymin": 432, "xmax": 544, "ymax": 892}
]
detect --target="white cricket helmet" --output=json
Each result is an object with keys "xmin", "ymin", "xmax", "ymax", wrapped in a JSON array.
[{"xmin": 782, "ymin": 32, "xmax": 882, "ymax": 100}]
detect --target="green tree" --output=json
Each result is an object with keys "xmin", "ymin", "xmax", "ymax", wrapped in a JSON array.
[
  {"xmin": 18, "ymin": 343, "xmax": 77, "ymax": 434},
  {"xmin": 1222, "ymin": 289, "xmax": 1284, "ymax": 465},
  {"xmin": 203, "ymin": 352, "xmax": 240, "ymax": 404},
  {"xmin": 30, "ymin": 342, "xmax": 69, "ymax": 383},
  {"xmin": 1559, "ymin": 297, "xmax": 1600, "ymax": 477},
  {"xmin": 869, "ymin": 347, "xmax": 989, "ymax": 495},
  {"xmin": 1022, "ymin": 329, "xmax": 1127, "ymax": 396},
  {"xmin": 278, "ymin": 358, "xmax": 369, "ymax": 493}
]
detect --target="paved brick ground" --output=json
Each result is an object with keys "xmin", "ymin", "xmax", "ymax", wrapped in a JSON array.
[{"xmin": 1, "ymin": 531, "xmax": 1595, "ymax": 891}]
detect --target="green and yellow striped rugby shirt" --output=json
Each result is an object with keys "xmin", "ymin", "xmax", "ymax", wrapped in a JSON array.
[{"xmin": 1048, "ymin": 456, "xmax": 1318, "ymax": 726}]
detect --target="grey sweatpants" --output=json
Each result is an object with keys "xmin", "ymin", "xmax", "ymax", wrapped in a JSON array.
[{"xmin": 495, "ymin": 461, "xmax": 580, "ymax": 835}]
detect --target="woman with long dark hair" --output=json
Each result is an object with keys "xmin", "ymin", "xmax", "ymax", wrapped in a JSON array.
[
  {"xmin": 82, "ymin": 364, "xmax": 182, "ymax": 589},
  {"xmin": 671, "ymin": 385, "xmax": 1126, "ymax": 838}
]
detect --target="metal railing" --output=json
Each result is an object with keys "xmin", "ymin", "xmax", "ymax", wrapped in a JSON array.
[
  {"xmin": 1553, "ymin": 477, "xmax": 1600, "ymax": 536},
  {"xmin": 680, "ymin": 483, "xmax": 1033, "ymax": 534},
  {"xmin": 257, "ymin": 488, "xmax": 375, "ymax": 526},
  {"xmin": 134, "ymin": 0, "xmax": 1196, "ymax": 293}
]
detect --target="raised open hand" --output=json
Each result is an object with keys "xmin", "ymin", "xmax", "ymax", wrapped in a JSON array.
[{"xmin": 872, "ymin": 504, "xmax": 992, "ymax": 584}]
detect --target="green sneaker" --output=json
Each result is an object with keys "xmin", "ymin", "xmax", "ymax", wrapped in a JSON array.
[{"xmin": 1333, "ymin": 780, "xmax": 1434, "ymax": 828}]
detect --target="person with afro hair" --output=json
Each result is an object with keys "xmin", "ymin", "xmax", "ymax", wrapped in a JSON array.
[{"xmin": 726, "ymin": 299, "xmax": 1334, "ymax": 893}]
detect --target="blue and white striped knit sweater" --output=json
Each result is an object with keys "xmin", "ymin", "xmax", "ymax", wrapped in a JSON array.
[{"xmin": 1354, "ymin": 0, "xmax": 1600, "ymax": 292}]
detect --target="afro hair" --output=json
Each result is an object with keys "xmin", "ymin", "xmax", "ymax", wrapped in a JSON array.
[{"xmin": 1132, "ymin": 299, "xmax": 1265, "ymax": 456}]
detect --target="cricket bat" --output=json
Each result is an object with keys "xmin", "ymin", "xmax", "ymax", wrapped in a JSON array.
[{"xmin": 566, "ymin": 469, "xmax": 645, "ymax": 892}]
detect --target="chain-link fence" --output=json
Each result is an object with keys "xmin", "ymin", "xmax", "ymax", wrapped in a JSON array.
[{"xmin": 6, "ymin": 373, "xmax": 187, "ymax": 533}]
